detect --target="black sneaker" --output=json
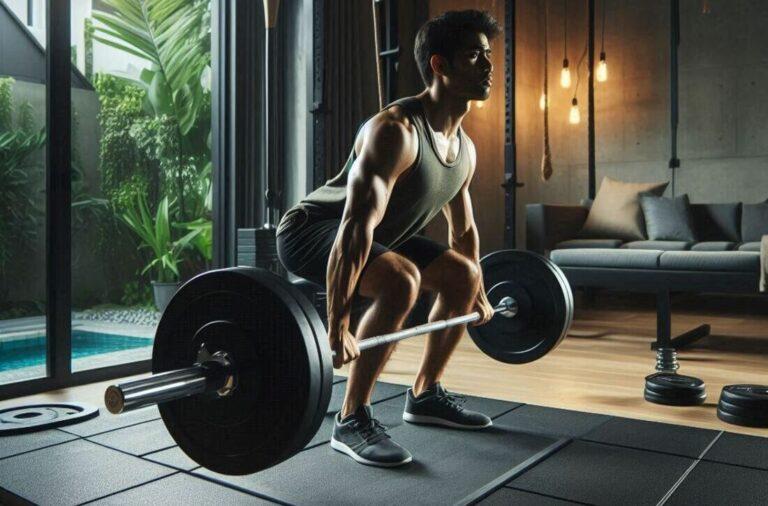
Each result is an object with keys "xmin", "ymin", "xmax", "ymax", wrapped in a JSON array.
[
  {"xmin": 403, "ymin": 383, "xmax": 492, "ymax": 429},
  {"xmin": 330, "ymin": 405, "xmax": 412, "ymax": 467}
]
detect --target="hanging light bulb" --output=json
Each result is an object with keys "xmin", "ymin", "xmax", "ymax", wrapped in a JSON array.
[
  {"xmin": 596, "ymin": 51, "xmax": 608, "ymax": 82},
  {"xmin": 560, "ymin": 58, "xmax": 571, "ymax": 88},
  {"xmin": 539, "ymin": 93, "xmax": 547, "ymax": 111},
  {"xmin": 569, "ymin": 97, "xmax": 580, "ymax": 124}
]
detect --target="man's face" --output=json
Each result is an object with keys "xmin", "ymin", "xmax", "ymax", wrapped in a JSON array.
[{"xmin": 436, "ymin": 32, "xmax": 493, "ymax": 101}]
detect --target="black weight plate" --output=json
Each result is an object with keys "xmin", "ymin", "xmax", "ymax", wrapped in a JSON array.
[
  {"xmin": 717, "ymin": 407, "xmax": 768, "ymax": 428},
  {"xmin": 645, "ymin": 373, "xmax": 705, "ymax": 395},
  {"xmin": 717, "ymin": 399, "xmax": 768, "ymax": 419},
  {"xmin": 468, "ymin": 250, "xmax": 573, "ymax": 364},
  {"xmin": 720, "ymin": 385, "xmax": 768, "ymax": 409},
  {"xmin": 644, "ymin": 389, "xmax": 707, "ymax": 406},
  {"xmin": 0, "ymin": 403, "xmax": 99, "ymax": 435},
  {"xmin": 153, "ymin": 267, "xmax": 330, "ymax": 475}
]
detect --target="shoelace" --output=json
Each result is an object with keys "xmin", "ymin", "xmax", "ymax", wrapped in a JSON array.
[
  {"xmin": 351, "ymin": 418, "xmax": 390, "ymax": 445},
  {"xmin": 437, "ymin": 391, "xmax": 467, "ymax": 411}
]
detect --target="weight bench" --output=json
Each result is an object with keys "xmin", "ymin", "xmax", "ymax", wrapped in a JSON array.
[{"xmin": 550, "ymin": 249, "xmax": 763, "ymax": 350}]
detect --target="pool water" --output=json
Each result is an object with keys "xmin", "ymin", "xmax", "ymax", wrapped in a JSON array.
[{"xmin": 0, "ymin": 330, "xmax": 152, "ymax": 371}]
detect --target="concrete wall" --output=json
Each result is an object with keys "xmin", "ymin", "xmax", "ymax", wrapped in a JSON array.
[{"xmin": 517, "ymin": 0, "xmax": 768, "ymax": 232}]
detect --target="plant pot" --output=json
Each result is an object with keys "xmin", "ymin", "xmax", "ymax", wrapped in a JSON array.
[{"xmin": 151, "ymin": 281, "xmax": 180, "ymax": 313}]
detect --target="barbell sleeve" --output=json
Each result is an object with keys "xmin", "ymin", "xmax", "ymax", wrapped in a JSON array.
[{"xmin": 105, "ymin": 363, "xmax": 228, "ymax": 415}]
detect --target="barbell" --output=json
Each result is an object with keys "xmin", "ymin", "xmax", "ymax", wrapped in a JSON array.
[{"xmin": 103, "ymin": 249, "xmax": 573, "ymax": 475}]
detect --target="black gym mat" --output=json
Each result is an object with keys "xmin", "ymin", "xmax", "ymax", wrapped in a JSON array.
[
  {"xmin": 59, "ymin": 405, "xmax": 161, "ymax": 437},
  {"xmin": 194, "ymin": 420, "xmax": 564, "ymax": 506},
  {"xmin": 0, "ymin": 439, "xmax": 174, "ymax": 506},
  {"xmin": 508, "ymin": 440, "xmax": 694, "ymax": 505},
  {"xmin": 701, "ymin": 432, "xmax": 768, "ymax": 471},
  {"xmin": 143, "ymin": 446, "xmax": 199, "ymax": 471},
  {"xmin": 87, "ymin": 419, "xmax": 176, "ymax": 456},
  {"xmin": 3, "ymin": 381, "xmax": 768, "ymax": 506},
  {"xmin": 87, "ymin": 472, "xmax": 275, "ymax": 505},
  {"xmin": 494, "ymin": 404, "xmax": 611, "ymax": 438},
  {"xmin": 664, "ymin": 460, "xmax": 768, "ymax": 506},
  {"xmin": 479, "ymin": 487, "xmax": 583, "ymax": 505},
  {"xmin": 582, "ymin": 416, "xmax": 719, "ymax": 458},
  {"xmin": 0, "ymin": 428, "xmax": 77, "ymax": 460}
]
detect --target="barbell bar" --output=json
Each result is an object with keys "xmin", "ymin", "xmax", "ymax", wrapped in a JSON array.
[
  {"xmin": 105, "ymin": 297, "xmax": 517, "ymax": 415},
  {"xmin": 103, "ymin": 249, "xmax": 573, "ymax": 475}
]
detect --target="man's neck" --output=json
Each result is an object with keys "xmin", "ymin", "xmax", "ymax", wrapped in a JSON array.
[{"xmin": 417, "ymin": 88, "xmax": 469, "ymax": 140}]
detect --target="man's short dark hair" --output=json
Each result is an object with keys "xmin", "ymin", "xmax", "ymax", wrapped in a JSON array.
[{"xmin": 414, "ymin": 10, "xmax": 501, "ymax": 86}]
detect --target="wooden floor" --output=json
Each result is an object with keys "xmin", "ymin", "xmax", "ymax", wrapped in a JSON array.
[{"xmin": 3, "ymin": 291, "xmax": 767, "ymax": 437}]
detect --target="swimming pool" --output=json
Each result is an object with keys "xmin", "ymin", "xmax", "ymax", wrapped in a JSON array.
[{"xmin": 0, "ymin": 330, "xmax": 152, "ymax": 371}]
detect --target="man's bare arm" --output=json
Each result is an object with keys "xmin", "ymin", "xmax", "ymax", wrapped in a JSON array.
[
  {"xmin": 442, "ymin": 138, "xmax": 479, "ymax": 262},
  {"xmin": 326, "ymin": 115, "xmax": 417, "ymax": 350}
]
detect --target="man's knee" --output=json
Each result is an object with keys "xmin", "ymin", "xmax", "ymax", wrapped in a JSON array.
[
  {"xmin": 442, "ymin": 254, "xmax": 481, "ymax": 301},
  {"xmin": 361, "ymin": 252, "xmax": 422, "ymax": 313}
]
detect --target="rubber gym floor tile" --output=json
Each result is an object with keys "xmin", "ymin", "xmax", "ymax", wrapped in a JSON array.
[
  {"xmin": 581, "ymin": 417, "xmax": 719, "ymax": 458},
  {"xmin": 88, "ymin": 472, "xmax": 276, "ymax": 505},
  {"xmin": 143, "ymin": 446, "xmax": 199, "ymax": 471},
  {"xmin": 479, "ymin": 487, "xmax": 583, "ymax": 505},
  {"xmin": 195, "ymin": 421, "xmax": 562, "ymax": 505},
  {"xmin": 494, "ymin": 404, "xmax": 612, "ymax": 438},
  {"xmin": 665, "ymin": 460, "xmax": 768, "ymax": 505},
  {"xmin": 0, "ymin": 428, "xmax": 77, "ymax": 460},
  {"xmin": 58, "ymin": 405, "xmax": 161, "ymax": 437},
  {"xmin": 0, "ymin": 439, "xmax": 174, "ymax": 506},
  {"xmin": 509, "ymin": 440, "xmax": 693, "ymax": 506},
  {"xmin": 87, "ymin": 418, "xmax": 176, "ymax": 456},
  {"xmin": 701, "ymin": 432, "xmax": 768, "ymax": 471},
  {"xmin": 326, "ymin": 379, "xmax": 408, "ymax": 413}
]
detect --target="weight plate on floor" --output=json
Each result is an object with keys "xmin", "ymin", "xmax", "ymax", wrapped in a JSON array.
[
  {"xmin": 720, "ymin": 385, "xmax": 768, "ymax": 409},
  {"xmin": 645, "ymin": 373, "xmax": 705, "ymax": 394},
  {"xmin": 153, "ymin": 267, "xmax": 332, "ymax": 475},
  {"xmin": 0, "ymin": 403, "xmax": 99, "ymax": 435},
  {"xmin": 717, "ymin": 407, "xmax": 768, "ymax": 428},
  {"xmin": 468, "ymin": 250, "xmax": 573, "ymax": 364},
  {"xmin": 716, "ymin": 399, "xmax": 768, "ymax": 419}
]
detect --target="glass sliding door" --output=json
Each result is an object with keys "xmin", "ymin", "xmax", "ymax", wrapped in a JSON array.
[
  {"xmin": 69, "ymin": 0, "xmax": 214, "ymax": 372},
  {"xmin": 0, "ymin": 0, "xmax": 49, "ymax": 385}
]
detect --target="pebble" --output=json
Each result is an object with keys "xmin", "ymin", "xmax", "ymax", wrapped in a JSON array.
[{"xmin": 72, "ymin": 307, "xmax": 160, "ymax": 327}]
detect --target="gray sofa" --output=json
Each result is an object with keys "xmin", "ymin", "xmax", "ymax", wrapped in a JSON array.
[{"xmin": 526, "ymin": 201, "xmax": 766, "ymax": 349}]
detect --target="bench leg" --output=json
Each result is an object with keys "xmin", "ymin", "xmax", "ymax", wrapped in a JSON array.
[{"xmin": 651, "ymin": 290, "xmax": 711, "ymax": 350}]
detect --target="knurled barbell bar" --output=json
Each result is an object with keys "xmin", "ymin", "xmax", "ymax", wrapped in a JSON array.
[{"xmin": 103, "ymin": 249, "xmax": 573, "ymax": 476}]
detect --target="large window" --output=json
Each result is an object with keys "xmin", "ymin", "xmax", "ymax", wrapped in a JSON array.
[{"xmin": 0, "ymin": 0, "xmax": 217, "ymax": 391}]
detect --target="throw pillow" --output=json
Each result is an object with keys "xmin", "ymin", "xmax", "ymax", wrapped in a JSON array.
[
  {"xmin": 742, "ymin": 202, "xmax": 768, "ymax": 242},
  {"xmin": 579, "ymin": 176, "xmax": 669, "ymax": 241},
  {"xmin": 640, "ymin": 193, "xmax": 697, "ymax": 242}
]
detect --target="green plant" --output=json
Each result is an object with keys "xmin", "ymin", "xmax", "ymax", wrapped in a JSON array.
[
  {"xmin": 92, "ymin": 0, "xmax": 212, "ymax": 223},
  {"xmin": 120, "ymin": 194, "xmax": 200, "ymax": 282}
]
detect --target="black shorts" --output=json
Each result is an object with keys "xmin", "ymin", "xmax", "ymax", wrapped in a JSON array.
[{"xmin": 276, "ymin": 208, "xmax": 448, "ymax": 292}]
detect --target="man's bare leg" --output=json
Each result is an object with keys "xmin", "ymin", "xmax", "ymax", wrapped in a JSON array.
[
  {"xmin": 412, "ymin": 250, "xmax": 481, "ymax": 397},
  {"xmin": 339, "ymin": 252, "xmax": 421, "ymax": 419}
]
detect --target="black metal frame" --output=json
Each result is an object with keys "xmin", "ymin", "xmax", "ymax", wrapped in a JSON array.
[
  {"xmin": 560, "ymin": 266, "xmax": 762, "ymax": 350},
  {"xmin": 587, "ymin": 0, "xmax": 596, "ymax": 199},
  {"xmin": 0, "ymin": 0, "xmax": 232, "ymax": 400},
  {"xmin": 311, "ymin": 0, "xmax": 326, "ymax": 189},
  {"xmin": 502, "ymin": 0, "xmax": 522, "ymax": 249},
  {"xmin": 669, "ymin": 0, "xmax": 680, "ymax": 196},
  {"xmin": 375, "ymin": 0, "xmax": 400, "ymax": 105}
]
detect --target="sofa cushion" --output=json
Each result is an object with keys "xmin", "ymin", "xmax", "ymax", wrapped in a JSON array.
[
  {"xmin": 555, "ymin": 239, "xmax": 623, "ymax": 249},
  {"xmin": 579, "ymin": 176, "xmax": 669, "ymax": 241},
  {"xmin": 741, "ymin": 202, "xmax": 768, "ymax": 242},
  {"xmin": 621, "ymin": 241, "xmax": 692, "ymax": 251},
  {"xmin": 640, "ymin": 193, "xmax": 696, "ymax": 242},
  {"xmin": 659, "ymin": 251, "xmax": 760, "ymax": 272},
  {"xmin": 690, "ymin": 203, "xmax": 741, "ymax": 242},
  {"xmin": 551, "ymin": 249, "xmax": 662, "ymax": 269},
  {"xmin": 691, "ymin": 241, "xmax": 736, "ymax": 251},
  {"xmin": 738, "ymin": 242, "xmax": 761, "ymax": 252}
]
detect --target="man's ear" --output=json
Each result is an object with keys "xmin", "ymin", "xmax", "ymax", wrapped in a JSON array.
[{"xmin": 429, "ymin": 54, "xmax": 449, "ymax": 78}]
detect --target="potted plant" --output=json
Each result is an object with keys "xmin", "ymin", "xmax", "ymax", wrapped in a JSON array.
[{"xmin": 121, "ymin": 194, "xmax": 200, "ymax": 311}]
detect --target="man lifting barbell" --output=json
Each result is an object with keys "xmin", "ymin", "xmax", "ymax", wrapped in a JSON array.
[{"xmin": 276, "ymin": 10, "xmax": 502, "ymax": 467}]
